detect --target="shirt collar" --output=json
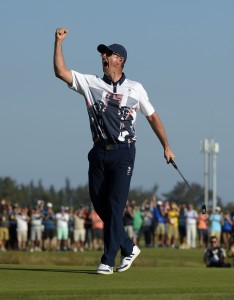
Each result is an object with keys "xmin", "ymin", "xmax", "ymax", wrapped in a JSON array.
[{"xmin": 102, "ymin": 73, "xmax": 126, "ymax": 86}]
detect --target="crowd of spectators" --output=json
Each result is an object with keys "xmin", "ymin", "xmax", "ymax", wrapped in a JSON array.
[
  {"xmin": 123, "ymin": 196, "xmax": 234, "ymax": 251},
  {"xmin": 0, "ymin": 198, "xmax": 103, "ymax": 252},
  {"xmin": 0, "ymin": 197, "xmax": 234, "ymax": 253}
]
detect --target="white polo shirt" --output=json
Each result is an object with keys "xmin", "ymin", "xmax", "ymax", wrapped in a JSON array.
[
  {"xmin": 16, "ymin": 215, "xmax": 28, "ymax": 231},
  {"xmin": 56, "ymin": 213, "xmax": 69, "ymax": 228},
  {"xmin": 185, "ymin": 210, "xmax": 198, "ymax": 225},
  {"xmin": 69, "ymin": 71, "xmax": 155, "ymax": 144}
]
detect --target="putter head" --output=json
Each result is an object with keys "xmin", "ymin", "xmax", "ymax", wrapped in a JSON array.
[
  {"xmin": 201, "ymin": 203, "xmax": 207, "ymax": 214},
  {"xmin": 195, "ymin": 195, "xmax": 207, "ymax": 215}
]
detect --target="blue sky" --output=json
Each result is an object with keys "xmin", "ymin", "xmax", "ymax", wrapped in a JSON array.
[{"xmin": 1, "ymin": 0, "xmax": 233, "ymax": 205}]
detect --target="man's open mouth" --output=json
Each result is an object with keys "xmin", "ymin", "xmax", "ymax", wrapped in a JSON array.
[{"xmin": 103, "ymin": 60, "xmax": 108, "ymax": 68}]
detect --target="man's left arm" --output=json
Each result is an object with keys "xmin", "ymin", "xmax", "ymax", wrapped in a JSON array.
[{"xmin": 146, "ymin": 111, "xmax": 175, "ymax": 163}]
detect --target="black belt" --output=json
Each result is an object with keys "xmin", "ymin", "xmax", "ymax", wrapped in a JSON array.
[{"xmin": 94, "ymin": 142, "xmax": 135, "ymax": 151}]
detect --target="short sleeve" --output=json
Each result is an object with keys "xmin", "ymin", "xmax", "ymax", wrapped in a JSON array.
[
  {"xmin": 138, "ymin": 84, "xmax": 155, "ymax": 116},
  {"xmin": 68, "ymin": 70, "xmax": 90, "ymax": 96}
]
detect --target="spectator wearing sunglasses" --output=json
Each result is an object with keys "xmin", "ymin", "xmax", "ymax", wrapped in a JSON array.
[{"xmin": 204, "ymin": 236, "xmax": 231, "ymax": 268}]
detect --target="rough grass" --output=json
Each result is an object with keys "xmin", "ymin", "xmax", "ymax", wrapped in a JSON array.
[
  {"xmin": 0, "ymin": 249, "xmax": 234, "ymax": 300},
  {"xmin": 0, "ymin": 248, "xmax": 207, "ymax": 267}
]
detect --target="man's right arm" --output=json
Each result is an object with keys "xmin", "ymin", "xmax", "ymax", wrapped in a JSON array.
[
  {"xmin": 53, "ymin": 28, "xmax": 72, "ymax": 85},
  {"xmin": 146, "ymin": 111, "xmax": 175, "ymax": 163}
]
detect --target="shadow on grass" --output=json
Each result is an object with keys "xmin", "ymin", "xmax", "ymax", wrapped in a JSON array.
[{"xmin": 0, "ymin": 266, "xmax": 97, "ymax": 275}]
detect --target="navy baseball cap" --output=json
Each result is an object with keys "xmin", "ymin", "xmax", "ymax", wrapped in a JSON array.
[{"xmin": 97, "ymin": 43, "xmax": 127, "ymax": 62}]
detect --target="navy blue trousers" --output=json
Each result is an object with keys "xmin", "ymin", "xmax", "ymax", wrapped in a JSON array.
[{"xmin": 88, "ymin": 143, "xmax": 135, "ymax": 267}]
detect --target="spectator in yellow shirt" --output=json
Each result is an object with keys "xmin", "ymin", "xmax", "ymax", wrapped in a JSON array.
[{"xmin": 166, "ymin": 202, "xmax": 179, "ymax": 248}]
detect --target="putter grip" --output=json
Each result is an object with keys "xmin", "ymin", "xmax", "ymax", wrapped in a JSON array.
[{"xmin": 169, "ymin": 158, "xmax": 178, "ymax": 169}]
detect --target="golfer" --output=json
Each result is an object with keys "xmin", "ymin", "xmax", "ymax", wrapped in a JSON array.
[{"xmin": 53, "ymin": 28, "xmax": 175, "ymax": 275}]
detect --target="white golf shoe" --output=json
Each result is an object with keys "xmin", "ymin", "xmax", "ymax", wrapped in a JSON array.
[
  {"xmin": 116, "ymin": 245, "xmax": 141, "ymax": 272},
  {"xmin": 96, "ymin": 263, "xmax": 113, "ymax": 275}
]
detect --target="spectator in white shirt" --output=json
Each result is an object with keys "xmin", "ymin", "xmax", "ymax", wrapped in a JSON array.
[
  {"xmin": 185, "ymin": 204, "xmax": 198, "ymax": 248},
  {"xmin": 16, "ymin": 208, "xmax": 29, "ymax": 250},
  {"xmin": 56, "ymin": 206, "xmax": 69, "ymax": 251}
]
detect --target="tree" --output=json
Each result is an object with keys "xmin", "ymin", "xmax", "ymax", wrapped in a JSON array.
[
  {"xmin": 163, "ymin": 181, "xmax": 222, "ymax": 209},
  {"xmin": 128, "ymin": 184, "xmax": 159, "ymax": 204},
  {"xmin": 0, "ymin": 177, "xmax": 16, "ymax": 202}
]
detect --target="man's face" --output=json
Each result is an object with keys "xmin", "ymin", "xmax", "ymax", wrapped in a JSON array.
[
  {"xmin": 101, "ymin": 50, "xmax": 123, "ymax": 76},
  {"xmin": 210, "ymin": 238, "xmax": 218, "ymax": 247}
]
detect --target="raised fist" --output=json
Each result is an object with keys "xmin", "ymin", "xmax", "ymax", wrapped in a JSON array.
[{"xmin": 55, "ymin": 28, "xmax": 68, "ymax": 41}]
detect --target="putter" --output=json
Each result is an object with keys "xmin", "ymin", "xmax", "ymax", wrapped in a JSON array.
[{"xmin": 169, "ymin": 159, "xmax": 206, "ymax": 214}]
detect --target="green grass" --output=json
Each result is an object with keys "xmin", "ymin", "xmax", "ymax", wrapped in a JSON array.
[{"xmin": 0, "ymin": 249, "xmax": 234, "ymax": 300}]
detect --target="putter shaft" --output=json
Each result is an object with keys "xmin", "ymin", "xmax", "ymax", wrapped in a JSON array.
[{"xmin": 169, "ymin": 159, "xmax": 206, "ymax": 214}]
